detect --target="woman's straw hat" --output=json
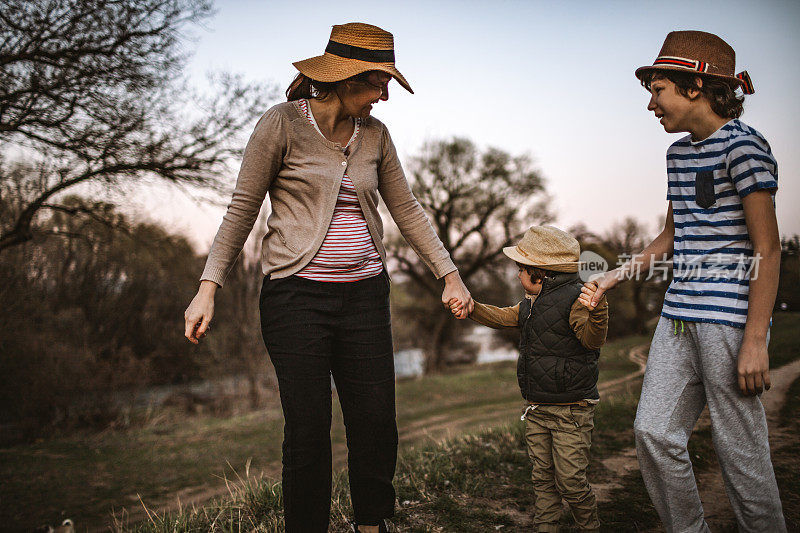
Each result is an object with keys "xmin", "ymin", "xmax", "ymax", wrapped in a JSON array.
[
  {"xmin": 635, "ymin": 30, "xmax": 754, "ymax": 94},
  {"xmin": 292, "ymin": 22, "xmax": 413, "ymax": 94},
  {"xmin": 503, "ymin": 226, "xmax": 580, "ymax": 273}
]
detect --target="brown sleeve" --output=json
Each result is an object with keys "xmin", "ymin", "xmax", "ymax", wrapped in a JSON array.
[
  {"xmin": 200, "ymin": 107, "xmax": 288, "ymax": 286},
  {"xmin": 569, "ymin": 295, "xmax": 609, "ymax": 350},
  {"xmin": 469, "ymin": 301, "xmax": 520, "ymax": 330},
  {"xmin": 377, "ymin": 124, "xmax": 456, "ymax": 279}
]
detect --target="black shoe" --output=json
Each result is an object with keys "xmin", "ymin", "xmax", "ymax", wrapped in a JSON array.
[{"xmin": 349, "ymin": 519, "xmax": 388, "ymax": 533}]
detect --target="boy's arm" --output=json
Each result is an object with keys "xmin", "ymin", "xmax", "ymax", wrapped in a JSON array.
[
  {"xmin": 580, "ymin": 202, "xmax": 675, "ymax": 308},
  {"xmin": 470, "ymin": 301, "xmax": 521, "ymax": 330},
  {"xmin": 738, "ymin": 190, "xmax": 780, "ymax": 396},
  {"xmin": 570, "ymin": 295, "xmax": 609, "ymax": 350}
]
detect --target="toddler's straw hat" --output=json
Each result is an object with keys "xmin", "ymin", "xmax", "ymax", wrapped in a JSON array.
[
  {"xmin": 292, "ymin": 22, "xmax": 413, "ymax": 94},
  {"xmin": 635, "ymin": 30, "xmax": 754, "ymax": 94},
  {"xmin": 503, "ymin": 226, "xmax": 580, "ymax": 273}
]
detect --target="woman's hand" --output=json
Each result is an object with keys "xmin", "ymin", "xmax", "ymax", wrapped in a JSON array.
[
  {"xmin": 184, "ymin": 280, "xmax": 218, "ymax": 344},
  {"xmin": 442, "ymin": 271, "xmax": 473, "ymax": 319}
]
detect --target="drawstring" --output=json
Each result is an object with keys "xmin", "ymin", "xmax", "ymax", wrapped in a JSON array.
[
  {"xmin": 521, "ymin": 404, "xmax": 537, "ymax": 420},
  {"xmin": 672, "ymin": 318, "xmax": 685, "ymax": 335}
]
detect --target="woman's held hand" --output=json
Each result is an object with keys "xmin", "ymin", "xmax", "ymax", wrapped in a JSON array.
[
  {"xmin": 442, "ymin": 270, "xmax": 473, "ymax": 319},
  {"xmin": 184, "ymin": 280, "xmax": 218, "ymax": 344}
]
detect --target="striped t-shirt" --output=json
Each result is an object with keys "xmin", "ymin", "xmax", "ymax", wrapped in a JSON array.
[
  {"xmin": 663, "ymin": 119, "xmax": 778, "ymax": 328},
  {"xmin": 294, "ymin": 99, "xmax": 384, "ymax": 282}
]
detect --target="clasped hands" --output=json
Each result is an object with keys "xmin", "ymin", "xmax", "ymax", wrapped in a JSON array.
[
  {"xmin": 441, "ymin": 271, "xmax": 473, "ymax": 319},
  {"xmin": 578, "ymin": 271, "xmax": 770, "ymax": 397}
]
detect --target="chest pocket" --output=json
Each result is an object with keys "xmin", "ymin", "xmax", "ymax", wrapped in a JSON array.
[{"xmin": 695, "ymin": 170, "xmax": 716, "ymax": 208}]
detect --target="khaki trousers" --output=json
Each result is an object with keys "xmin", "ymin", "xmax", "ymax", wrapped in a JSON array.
[{"xmin": 524, "ymin": 403, "xmax": 599, "ymax": 532}]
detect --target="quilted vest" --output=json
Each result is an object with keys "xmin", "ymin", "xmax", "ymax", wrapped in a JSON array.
[{"xmin": 516, "ymin": 272, "xmax": 600, "ymax": 403}]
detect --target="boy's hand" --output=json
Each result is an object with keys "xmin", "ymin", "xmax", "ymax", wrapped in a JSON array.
[
  {"xmin": 580, "ymin": 270, "xmax": 622, "ymax": 308},
  {"xmin": 578, "ymin": 284, "xmax": 606, "ymax": 312},
  {"xmin": 737, "ymin": 337, "xmax": 771, "ymax": 396},
  {"xmin": 578, "ymin": 281, "xmax": 599, "ymax": 309}
]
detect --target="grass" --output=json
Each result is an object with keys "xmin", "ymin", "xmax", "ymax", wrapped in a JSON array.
[
  {"xmin": 115, "ymin": 388, "xmax": 659, "ymax": 532},
  {"xmin": 775, "ymin": 374, "xmax": 800, "ymax": 531},
  {"xmin": 0, "ymin": 327, "xmax": 643, "ymax": 532},
  {"xmin": 116, "ymin": 313, "xmax": 800, "ymax": 532},
  {"xmin": 0, "ymin": 408, "xmax": 288, "ymax": 531},
  {"xmin": 7, "ymin": 313, "xmax": 799, "ymax": 532}
]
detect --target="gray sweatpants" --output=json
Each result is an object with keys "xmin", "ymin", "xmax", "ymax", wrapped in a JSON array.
[{"xmin": 633, "ymin": 316, "xmax": 786, "ymax": 533}]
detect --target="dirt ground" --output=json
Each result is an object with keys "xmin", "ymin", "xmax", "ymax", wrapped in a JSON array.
[
  {"xmin": 112, "ymin": 345, "xmax": 650, "ymax": 530},
  {"xmin": 595, "ymin": 358, "xmax": 800, "ymax": 531},
  {"xmin": 111, "ymin": 348, "xmax": 799, "ymax": 532}
]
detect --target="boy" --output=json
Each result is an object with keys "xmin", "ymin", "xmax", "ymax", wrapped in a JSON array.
[
  {"xmin": 451, "ymin": 225, "xmax": 608, "ymax": 532},
  {"xmin": 581, "ymin": 31, "xmax": 786, "ymax": 531}
]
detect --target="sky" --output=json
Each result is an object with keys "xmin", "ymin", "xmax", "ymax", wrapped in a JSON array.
[{"xmin": 137, "ymin": 0, "xmax": 800, "ymax": 251}]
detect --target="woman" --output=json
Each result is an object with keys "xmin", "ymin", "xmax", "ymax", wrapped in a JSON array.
[{"xmin": 183, "ymin": 22, "xmax": 473, "ymax": 532}]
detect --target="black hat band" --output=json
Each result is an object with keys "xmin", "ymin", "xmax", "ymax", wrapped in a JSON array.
[{"xmin": 325, "ymin": 40, "xmax": 395, "ymax": 63}]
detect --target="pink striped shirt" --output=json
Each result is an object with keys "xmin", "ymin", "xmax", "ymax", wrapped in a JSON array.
[{"xmin": 294, "ymin": 99, "xmax": 384, "ymax": 282}]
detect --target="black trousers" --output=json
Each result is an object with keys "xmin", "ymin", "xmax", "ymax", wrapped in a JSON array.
[{"xmin": 259, "ymin": 270, "xmax": 397, "ymax": 532}]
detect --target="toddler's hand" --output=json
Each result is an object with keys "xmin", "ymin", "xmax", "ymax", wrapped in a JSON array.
[
  {"xmin": 448, "ymin": 297, "xmax": 465, "ymax": 317},
  {"xmin": 578, "ymin": 281, "xmax": 599, "ymax": 309},
  {"xmin": 581, "ymin": 270, "xmax": 621, "ymax": 308}
]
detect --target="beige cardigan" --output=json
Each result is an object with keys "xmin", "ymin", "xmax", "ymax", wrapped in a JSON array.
[{"xmin": 201, "ymin": 100, "xmax": 456, "ymax": 287}]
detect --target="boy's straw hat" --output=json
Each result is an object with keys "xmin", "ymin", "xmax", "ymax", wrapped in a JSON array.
[
  {"xmin": 635, "ymin": 30, "xmax": 754, "ymax": 94},
  {"xmin": 503, "ymin": 226, "xmax": 580, "ymax": 273},
  {"xmin": 292, "ymin": 22, "xmax": 413, "ymax": 94}
]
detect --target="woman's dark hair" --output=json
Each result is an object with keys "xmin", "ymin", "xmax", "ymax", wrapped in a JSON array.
[
  {"xmin": 641, "ymin": 70, "xmax": 744, "ymax": 119},
  {"xmin": 286, "ymin": 71, "xmax": 378, "ymax": 101},
  {"xmin": 286, "ymin": 73, "xmax": 336, "ymax": 101},
  {"xmin": 516, "ymin": 262, "xmax": 552, "ymax": 283}
]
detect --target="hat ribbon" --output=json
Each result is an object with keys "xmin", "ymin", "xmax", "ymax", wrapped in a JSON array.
[
  {"xmin": 653, "ymin": 55, "xmax": 755, "ymax": 95},
  {"xmin": 736, "ymin": 70, "xmax": 755, "ymax": 94},
  {"xmin": 653, "ymin": 55, "xmax": 710, "ymax": 73},
  {"xmin": 325, "ymin": 40, "xmax": 395, "ymax": 63}
]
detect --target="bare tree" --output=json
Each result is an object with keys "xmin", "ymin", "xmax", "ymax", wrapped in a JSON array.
[
  {"xmin": 0, "ymin": 191, "xmax": 207, "ymax": 434},
  {"xmin": 0, "ymin": 0, "xmax": 276, "ymax": 252},
  {"xmin": 387, "ymin": 137, "xmax": 552, "ymax": 372},
  {"xmin": 602, "ymin": 217, "xmax": 657, "ymax": 335}
]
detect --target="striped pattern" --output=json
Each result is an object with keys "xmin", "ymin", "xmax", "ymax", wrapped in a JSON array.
[
  {"xmin": 654, "ymin": 55, "xmax": 709, "ymax": 72},
  {"xmin": 294, "ymin": 99, "xmax": 383, "ymax": 282},
  {"xmin": 663, "ymin": 119, "xmax": 778, "ymax": 328},
  {"xmin": 737, "ymin": 70, "xmax": 755, "ymax": 94}
]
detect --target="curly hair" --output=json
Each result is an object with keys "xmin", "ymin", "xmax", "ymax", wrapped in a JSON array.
[{"xmin": 641, "ymin": 70, "xmax": 744, "ymax": 119}]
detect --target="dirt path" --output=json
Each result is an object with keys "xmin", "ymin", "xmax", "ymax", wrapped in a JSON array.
[
  {"xmin": 697, "ymin": 358, "xmax": 800, "ymax": 530},
  {"xmin": 597, "ymin": 344, "xmax": 648, "ymax": 395},
  {"xmin": 583, "ymin": 345, "xmax": 649, "ymax": 502},
  {"xmin": 402, "ymin": 344, "xmax": 651, "ymax": 449},
  {"xmin": 594, "ymin": 356, "xmax": 800, "ymax": 530}
]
